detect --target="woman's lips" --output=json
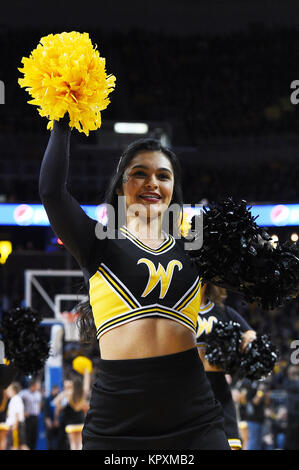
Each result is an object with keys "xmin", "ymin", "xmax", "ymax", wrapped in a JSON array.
[{"xmin": 139, "ymin": 194, "xmax": 161, "ymax": 203}]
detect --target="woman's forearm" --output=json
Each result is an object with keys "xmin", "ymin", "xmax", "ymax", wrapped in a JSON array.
[
  {"xmin": 38, "ymin": 117, "xmax": 96, "ymax": 267},
  {"xmin": 39, "ymin": 118, "xmax": 71, "ymax": 200}
]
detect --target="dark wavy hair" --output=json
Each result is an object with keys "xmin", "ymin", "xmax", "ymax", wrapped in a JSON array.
[
  {"xmin": 105, "ymin": 137, "xmax": 184, "ymax": 235},
  {"xmin": 77, "ymin": 137, "xmax": 184, "ymax": 345}
]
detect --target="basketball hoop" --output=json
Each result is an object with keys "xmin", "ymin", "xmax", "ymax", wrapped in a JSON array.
[{"xmin": 61, "ymin": 311, "xmax": 80, "ymax": 342}]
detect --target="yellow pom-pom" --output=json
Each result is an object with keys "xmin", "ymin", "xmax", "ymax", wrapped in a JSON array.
[
  {"xmin": 18, "ymin": 31, "xmax": 116, "ymax": 136},
  {"xmin": 72, "ymin": 355, "xmax": 93, "ymax": 375},
  {"xmin": 179, "ymin": 212, "xmax": 192, "ymax": 237}
]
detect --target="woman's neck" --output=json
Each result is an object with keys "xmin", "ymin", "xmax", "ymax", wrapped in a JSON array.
[{"xmin": 125, "ymin": 216, "xmax": 165, "ymax": 243}]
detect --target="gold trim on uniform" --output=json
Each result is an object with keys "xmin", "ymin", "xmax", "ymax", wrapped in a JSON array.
[
  {"xmin": 119, "ymin": 226, "xmax": 175, "ymax": 254},
  {"xmin": 89, "ymin": 234, "xmax": 200, "ymax": 339},
  {"xmin": 96, "ymin": 304, "xmax": 197, "ymax": 338},
  {"xmin": 97, "ymin": 264, "xmax": 140, "ymax": 309},
  {"xmin": 0, "ymin": 423, "xmax": 9, "ymax": 431},
  {"xmin": 12, "ymin": 428, "xmax": 19, "ymax": 448},
  {"xmin": 198, "ymin": 300, "xmax": 215, "ymax": 314},
  {"xmin": 65, "ymin": 424, "xmax": 84, "ymax": 434},
  {"xmin": 196, "ymin": 341, "xmax": 208, "ymax": 349},
  {"xmin": 174, "ymin": 276, "xmax": 201, "ymax": 311},
  {"xmin": 228, "ymin": 438, "xmax": 242, "ymax": 449}
]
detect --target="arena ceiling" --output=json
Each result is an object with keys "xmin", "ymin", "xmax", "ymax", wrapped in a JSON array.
[{"xmin": 1, "ymin": 0, "xmax": 299, "ymax": 34}]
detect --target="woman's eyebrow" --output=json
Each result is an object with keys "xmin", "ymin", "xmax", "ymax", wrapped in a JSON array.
[{"xmin": 131, "ymin": 164, "xmax": 173, "ymax": 173}]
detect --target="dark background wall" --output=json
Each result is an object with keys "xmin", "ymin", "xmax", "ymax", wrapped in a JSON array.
[{"xmin": 1, "ymin": 0, "xmax": 299, "ymax": 34}]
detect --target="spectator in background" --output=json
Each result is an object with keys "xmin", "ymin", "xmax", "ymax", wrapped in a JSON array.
[
  {"xmin": 0, "ymin": 388, "xmax": 9, "ymax": 450},
  {"xmin": 245, "ymin": 381, "xmax": 268, "ymax": 450},
  {"xmin": 43, "ymin": 384, "xmax": 60, "ymax": 451},
  {"xmin": 54, "ymin": 378, "xmax": 73, "ymax": 450},
  {"xmin": 268, "ymin": 404, "xmax": 287, "ymax": 449},
  {"xmin": 5, "ymin": 382, "xmax": 28, "ymax": 450},
  {"xmin": 53, "ymin": 372, "xmax": 90, "ymax": 450},
  {"xmin": 230, "ymin": 378, "xmax": 251, "ymax": 450},
  {"xmin": 284, "ymin": 364, "xmax": 299, "ymax": 450},
  {"xmin": 20, "ymin": 378, "xmax": 42, "ymax": 450}
]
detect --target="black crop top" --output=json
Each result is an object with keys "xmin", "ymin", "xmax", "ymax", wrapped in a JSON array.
[
  {"xmin": 196, "ymin": 300, "xmax": 252, "ymax": 348},
  {"xmin": 39, "ymin": 120, "xmax": 202, "ymax": 338}
]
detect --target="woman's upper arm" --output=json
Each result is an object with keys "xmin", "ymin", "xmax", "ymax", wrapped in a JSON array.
[
  {"xmin": 225, "ymin": 306, "xmax": 252, "ymax": 331},
  {"xmin": 41, "ymin": 192, "xmax": 97, "ymax": 268},
  {"xmin": 39, "ymin": 118, "xmax": 97, "ymax": 267}
]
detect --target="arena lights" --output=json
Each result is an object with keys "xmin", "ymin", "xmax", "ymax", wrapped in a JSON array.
[
  {"xmin": 1, "ymin": 203, "xmax": 299, "ymax": 227},
  {"xmin": 270, "ymin": 234, "xmax": 279, "ymax": 247},
  {"xmin": 291, "ymin": 232, "xmax": 299, "ymax": 242},
  {"xmin": 114, "ymin": 122, "xmax": 149, "ymax": 134},
  {"xmin": 0, "ymin": 240, "xmax": 12, "ymax": 264}
]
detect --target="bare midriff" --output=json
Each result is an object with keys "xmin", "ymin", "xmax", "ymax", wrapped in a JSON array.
[{"xmin": 99, "ymin": 317, "xmax": 196, "ymax": 360}]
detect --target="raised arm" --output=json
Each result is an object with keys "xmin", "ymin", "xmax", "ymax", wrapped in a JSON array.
[{"xmin": 39, "ymin": 117, "xmax": 97, "ymax": 269}]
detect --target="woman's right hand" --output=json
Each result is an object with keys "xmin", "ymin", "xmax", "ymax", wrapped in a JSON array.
[
  {"xmin": 53, "ymin": 114, "xmax": 71, "ymax": 132},
  {"xmin": 240, "ymin": 329, "xmax": 257, "ymax": 352}
]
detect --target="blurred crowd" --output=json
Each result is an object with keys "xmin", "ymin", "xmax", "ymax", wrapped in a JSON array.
[
  {"xmin": 230, "ymin": 362, "xmax": 299, "ymax": 450},
  {"xmin": 1, "ymin": 299, "xmax": 299, "ymax": 451},
  {"xmin": 0, "ymin": 367, "xmax": 92, "ymax": 451},
  {"xmin": 0, "ymin": 24, "xmax": 299, "ymax": 451},
  {"xmin": 225, "ymin": 295, "xmax": 299, "ymax": 450},
  {"xmin": 1, "ymin": 331, "xmax": 299, "ymax": 450}
]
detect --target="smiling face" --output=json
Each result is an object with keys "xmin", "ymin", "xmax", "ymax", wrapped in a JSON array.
[{"xmin": 117, "ymin": 150, "xmax": 174, "ymax": 222}]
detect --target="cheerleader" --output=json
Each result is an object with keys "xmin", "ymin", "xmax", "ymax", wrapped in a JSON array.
[
  {"xmin": 39, "ymin": 116, "xmax": 231, "ymax": 449},
  {"xmin": 5, "ymin": 382, "xmax": 28, "ymax": 450},
  {"xmin": 196, "ymin": 283, "xmax": 256, "ymax": 450},
  {"xmin": 18, "ymin": 31, "xmax": 298, "ymax": 450},
  {"xmin": 0, "ymin": 388, "xmax": 9, "ymax": 450},
  {"xmin": 53, "ymin": 372, "xmax": 90, "ymax": 450}
]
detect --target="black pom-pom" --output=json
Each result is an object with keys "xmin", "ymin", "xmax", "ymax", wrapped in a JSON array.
[
  {"xmin": 204, "ymin": 321, "xmax": 243, "ymax": 375},
  {"xmin": 0, "ymin": 307, "xmax": 50, "ymax": 375},
  {"xmin": 188, "ymin": 197, "xmax": 299, "ymax": 309},
  {"xmin": 204, "ymin": 321, "xmax": 278, "ymax": 379},
  {"xmin": 0, "ymin": 364, "xmax": 18, "ymax": 389},
  {"xmin": 238, "ymin": 334, "xmax": 279, "ymax": 380}
]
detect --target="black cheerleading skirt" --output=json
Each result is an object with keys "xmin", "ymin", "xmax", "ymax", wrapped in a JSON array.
[
  {"xmin": 63, "ymin": 404, "xmax": 85, "ymax": 426},
  {"xmin": 82, "ymin": 348, "xmax": 231, "ymax": 450},
  {"xmin": 206, "ymin": 372, "xmax": 242, "ymax": 449}
]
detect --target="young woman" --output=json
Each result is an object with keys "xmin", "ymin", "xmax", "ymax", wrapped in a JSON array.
[
  {"xmin": 39, "ymin": 117, "xmax": 231, "ymax": 450},
  {"xmin": 0, "ymin": 388, "xmax": 9, "ymax": 450},
  {"xmin": 196, "ymin": 283, "xmax": 257, "ymax": 450},
  {"xmin": 5, "ymin": 382, "xmax": 28, "ymax": 450},
  {"xmin": 53, "ymin": 373, "xmax": 90, "ymax": 450}
]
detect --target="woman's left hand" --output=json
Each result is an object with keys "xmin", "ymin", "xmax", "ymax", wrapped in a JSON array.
[{"xmin": 240, "ymin": 329, "xmax": 257, "ymax": 352}]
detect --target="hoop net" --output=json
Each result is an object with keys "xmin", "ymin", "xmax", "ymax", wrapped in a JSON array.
[{"xmin": 61, "ymin": 310, "xmax": 80, "ymax": 342}]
